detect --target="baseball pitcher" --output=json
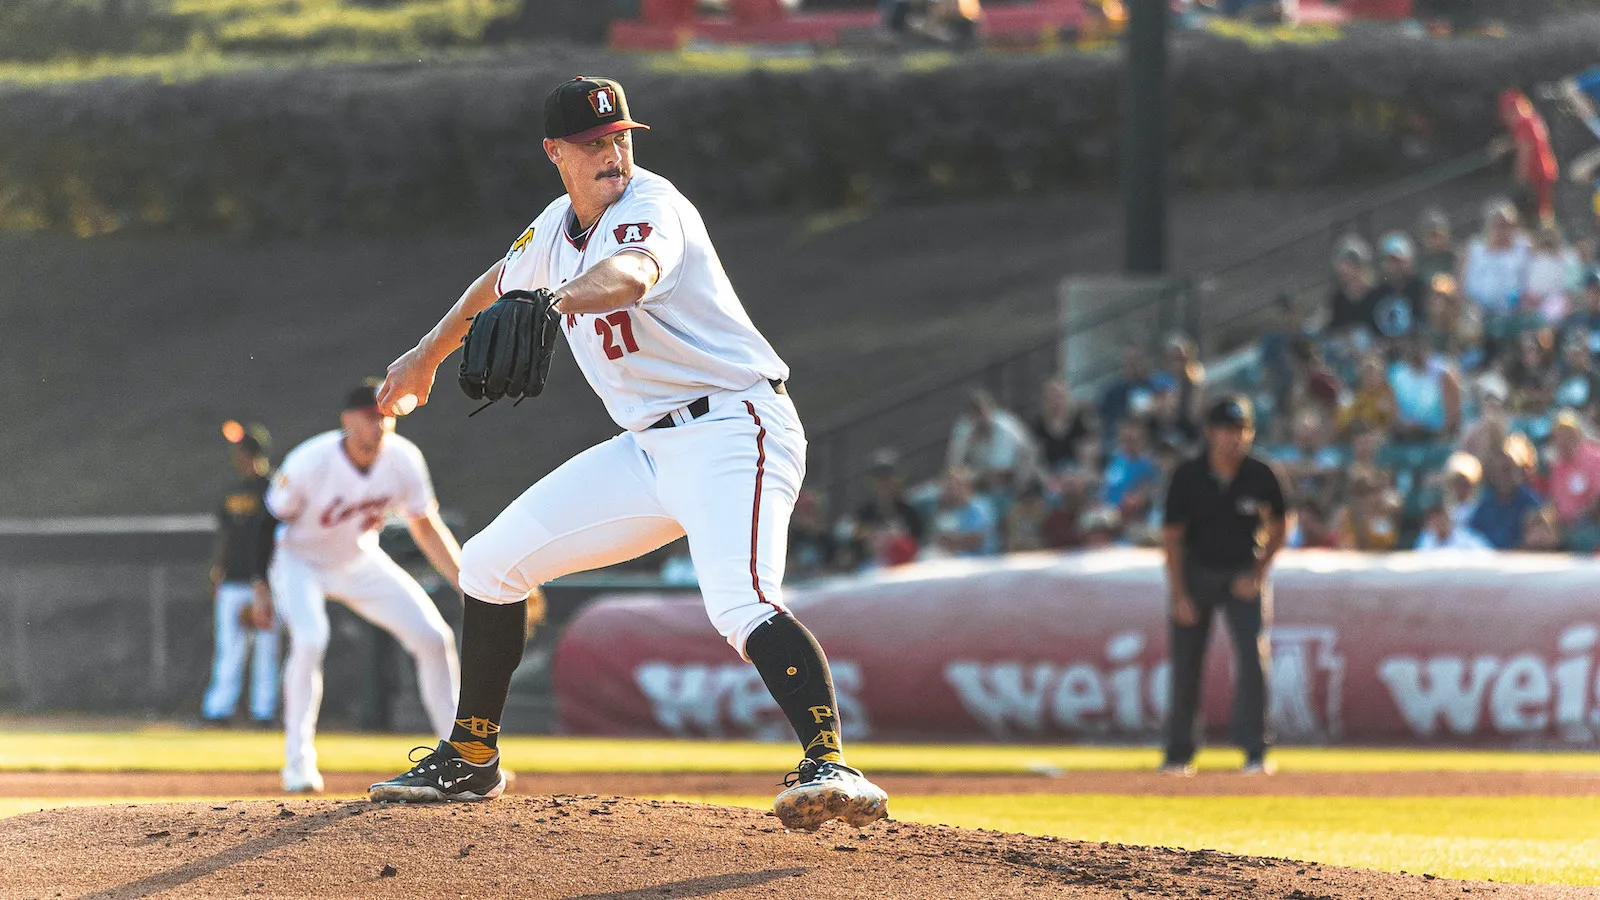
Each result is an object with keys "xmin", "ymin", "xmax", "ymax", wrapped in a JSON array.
[{"xmin": 367, "ymin": 76, "xmax": 887, "ymax": 831}]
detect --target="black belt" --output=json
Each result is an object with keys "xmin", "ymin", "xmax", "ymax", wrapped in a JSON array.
[{"xmin": 649, "ymin": 380, "xmax": 786, "ymax": 429}]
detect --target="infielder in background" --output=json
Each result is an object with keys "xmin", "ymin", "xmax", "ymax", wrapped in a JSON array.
[
  {"xmin": 260, "ymin": 383, "xmax": 464, "ymax": 792},
  {"xmin": 368, "ymin": 76, "xmax": 888, "ymax": 831},
  {"xmin": 199, "ymin": 421, "xmax": 279, "ymax": 727}
]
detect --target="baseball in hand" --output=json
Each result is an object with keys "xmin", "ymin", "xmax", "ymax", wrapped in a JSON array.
[{"xmin": 394, "ymin": 394, "xmax": 418, "ymax": 416}]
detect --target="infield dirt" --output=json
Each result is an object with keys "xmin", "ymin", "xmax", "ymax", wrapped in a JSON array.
[{"xmin": 2, "ymin": 794, "xmax": 1593, "ymax": 899}]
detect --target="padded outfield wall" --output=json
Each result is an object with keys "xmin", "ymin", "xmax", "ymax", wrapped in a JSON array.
[{"xmin": 554, "ymin": 549, "xmax": 1600, "ymax": 747}]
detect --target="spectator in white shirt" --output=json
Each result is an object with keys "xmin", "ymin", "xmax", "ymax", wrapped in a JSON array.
[
  {"xmin": 946, "ymin": 389, "xmax": 1041, "ymax": 493},
  {"xmin": 1414, "ymin": 497, "xmax": 1493, "ymax": 552},
  {"xmin": 1521, "ymin": 224, "xmax": 1582, "ymax": 324},
  {"xmin": 1459, "ymin": 200, "xmax": 1531, "ymax": 319}
]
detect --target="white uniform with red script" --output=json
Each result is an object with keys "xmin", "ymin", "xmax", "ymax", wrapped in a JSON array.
[
  {"xmin": 462, "ymin": 165, "xmax": 803, "ymax": 656},
  {"xmin": 266, "ymin": 430, "xmax": 460, "ymax": 772}
]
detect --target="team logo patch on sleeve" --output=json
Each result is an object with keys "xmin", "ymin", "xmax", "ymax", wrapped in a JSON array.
[
  {"xmin": 614, "ymin": 222, "xmax": 653, "ymax": 244},
  {"xmin": 505, "ymin": 226, "xmax": 535, "ymax": 264}
]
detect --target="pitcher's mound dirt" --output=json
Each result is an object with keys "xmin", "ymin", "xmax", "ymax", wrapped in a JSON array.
[
  {"xmin": 3, "ymin": 796, "xmax": 1590, "ymax": 899},
  {"xmin": 7, "ymin": 769, "xmax": 1600, "ymax": 799}
]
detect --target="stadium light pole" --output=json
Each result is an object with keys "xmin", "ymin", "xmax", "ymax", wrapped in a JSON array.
[{"xmin": 1122, "ymin": 0, "xmax": 1168, "ymax": 274}]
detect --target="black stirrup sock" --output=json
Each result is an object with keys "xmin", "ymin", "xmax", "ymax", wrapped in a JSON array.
[
  {"xmin": 445, "ymin": 596, "xmax": 527, "ymax": 763},
  {"xmin": 745, "ymin": 613, "xmax": 844, "ymax": 764}
]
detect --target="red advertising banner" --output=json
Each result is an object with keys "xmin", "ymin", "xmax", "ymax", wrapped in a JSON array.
[{"xmin": 552, "ymin": 549, "xmax": 1600, "ymax": 746}]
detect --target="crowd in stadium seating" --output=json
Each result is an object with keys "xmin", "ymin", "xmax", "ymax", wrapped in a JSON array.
[{"xmin": 783, "ymin": 195, "xmax": 1600, "ymax": 577}]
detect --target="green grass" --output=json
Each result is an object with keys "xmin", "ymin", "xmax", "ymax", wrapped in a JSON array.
[
  {"xmin": 6, "ymin": 729, "xmax": 1600, "ymax": 775},
  {"xmin": 652, "ymin": 793, "xmax": 1600, "ymax": 887},
  {"xmin": 0, "ymin": 42, "xmax": 508, "ymax": 86}
]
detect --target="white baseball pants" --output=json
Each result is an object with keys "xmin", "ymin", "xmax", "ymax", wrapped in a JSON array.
[
  {"xmin": 200, "ymin": 581, "xmax": 281, "ymax": 723},
  {"xmin": 269, "ymin": 547, "xmax": 460, "ymax": 770},
  {"xmin": 460, "ymin": 380, "xmax": 804, "ymax": 656}
]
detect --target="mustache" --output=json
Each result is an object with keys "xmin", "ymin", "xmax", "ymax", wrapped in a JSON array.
[{"xmin": 597, "ymin": 167, "xmax": 626, "ymax": 181}]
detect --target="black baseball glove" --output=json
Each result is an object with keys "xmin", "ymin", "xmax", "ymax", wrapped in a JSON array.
[{"xmin": 459, "ymin": 289, "xmax": 562, "ymax": 408}]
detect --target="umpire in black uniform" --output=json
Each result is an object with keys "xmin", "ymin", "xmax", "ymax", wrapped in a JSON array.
[{"xmin": 1160, "ymin": 396, "xmax": 1288, "ymax": 775}]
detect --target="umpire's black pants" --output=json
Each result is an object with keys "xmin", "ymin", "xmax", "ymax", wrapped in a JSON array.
[{"xmin": 1163, "ymin": 564, "xmax": 1271, "ymax": 764}]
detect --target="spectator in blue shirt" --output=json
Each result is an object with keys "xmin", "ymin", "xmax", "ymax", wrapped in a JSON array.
[
  {"xmin": 1258, "ymin": 294, "xmax": 1301, "ymax": 437},
  {"xmin": 1559, "ymin": 270, "xmax": 1600, "ymax": 355},
  {"xmin": 1263, "ymin": 408, "xmax": 1343, "ymax": 511},
  {"xmin": 1102, "ymin": 418, "xmax": 1161, "ymax": 509},
  {"xmin": 1555, "ymin": 67, "xmax": 1600, "ymax": 142},
  {"xmin": 1098, "ymin": 342, "xmax": 1155, "ymax": 444},
  {"xmin": 1468, "ymin": 449, "xmax": 1545, "ymax": 550},
  {"xmin": 925, "ymin": 467, "xmax": 999, "ymax": 558},
  {"xmin": 1554, "ymin": 70, "xmax": 1600, "ymax": 226}
]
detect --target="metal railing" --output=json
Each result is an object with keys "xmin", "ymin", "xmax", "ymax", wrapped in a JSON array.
[
  {"xmin": 1193, "ymin": 150, "xmax": 1499, "ymax": 355},
  {"xmin": 806, "ymin": 283, "xmax": 1186, "ymax": 511},
  {"xmin": 806, "ymin": 150, "xmax": 1502, "ymax": 510}
]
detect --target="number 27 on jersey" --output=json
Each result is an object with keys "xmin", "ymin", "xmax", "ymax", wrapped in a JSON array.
[{"xmin": 593, "ymin": 310, "xmax": 638, "ymax": 360}]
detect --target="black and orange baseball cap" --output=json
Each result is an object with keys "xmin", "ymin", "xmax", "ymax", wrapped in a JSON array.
[
  {"xmin": 544, "ymin": 76, "xmax": 650, "ymax": 144},
  {"xmin": 222, "ymin": 420, "xmax": 271, "ymax": 457}
]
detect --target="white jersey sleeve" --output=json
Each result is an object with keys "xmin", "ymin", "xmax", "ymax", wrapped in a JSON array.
[
  {"xmin": 495, "ymin": 167, "xmax": 789, "ymax": 431},
  {"xmin": 606, "ymin": 195, "xmax": 686, "ymax": 297},
  {"xmin": 264, "ymin": 445, "xmax": 313, "ymax": 522},
  {"xmin": 493, "ymin": 197, "xmax": 567, "ymax": 298}
]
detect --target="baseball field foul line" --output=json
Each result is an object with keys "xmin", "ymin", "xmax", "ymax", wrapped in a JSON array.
[{"xmin": 4, "ymin": 731, "xmax": 1600, "ymax": 774}]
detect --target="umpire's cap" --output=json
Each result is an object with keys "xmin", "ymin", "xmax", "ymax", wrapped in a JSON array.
[
  {"xmin": 545, "ymin": 76, "xmax": 650, "ymax": 144},
  {"xmin": 1205, "ymin": 395, "xmax": 1255, "ymax": 430}
]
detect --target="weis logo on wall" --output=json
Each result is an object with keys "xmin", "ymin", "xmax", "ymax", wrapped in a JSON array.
[
  {"xmin": 1267, "ymin": 626, "xmax": 1345, "ymax": 742},
  {"xmin": 1377, "ymin": 624, "xmax": 1599, "ymax": 742},
  {"xmin": 944, "ymin": 628, "xmax": 1347, "ymax": 741},
  {"xmin": 634, "ymin": 661, "xmax": 868, "ymax": 741},
  {"xmin": 944, "ymin": 633, "xmax": 1170, "ymax": 739}
]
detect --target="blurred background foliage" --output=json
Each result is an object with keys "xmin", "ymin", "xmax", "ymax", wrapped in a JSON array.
[
  {"xmin": 3, "ymin": 1, "xmax": 1600, "ymax": 236},
  {"xmin": 0, "ymin": 0, "xmax": 524, "ymax": 62}
]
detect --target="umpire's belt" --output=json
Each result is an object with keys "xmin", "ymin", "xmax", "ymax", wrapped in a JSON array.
[{"xmin": 649, "ymin": 379, "xmax": 787, "ymax": 429}]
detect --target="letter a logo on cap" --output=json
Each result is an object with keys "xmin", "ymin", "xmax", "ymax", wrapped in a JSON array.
[{"xmin": 589, "ymin": 87, "xmax": 616, "ymax": 117}]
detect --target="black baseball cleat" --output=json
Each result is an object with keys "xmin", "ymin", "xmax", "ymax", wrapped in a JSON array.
[
  {"xmin": 368, "ymin": 741, "xmax": 506, "ymax": 803},
  {"xmin": 773, "ymin": 758, "xmax": 889, "ymax": 831}
]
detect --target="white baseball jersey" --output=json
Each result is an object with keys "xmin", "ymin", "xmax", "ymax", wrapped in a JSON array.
[
  {"xmin": 495, "ymin": 166, "xmax": 788, "ymax": 431},
  {"xmin": 264, "ymin": 430, "xmax": 437, "ymax": 570}
]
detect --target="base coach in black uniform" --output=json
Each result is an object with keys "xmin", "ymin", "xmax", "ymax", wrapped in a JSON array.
[
  {"xmin": 199, "ymin": 422, "xmax": 280, "ymax": 727},
  {"xmin": 1160, "ymin": 396, "xmax": 1288, "ymax": 775}
]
